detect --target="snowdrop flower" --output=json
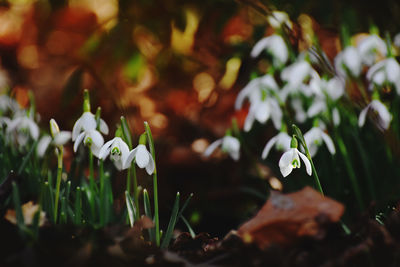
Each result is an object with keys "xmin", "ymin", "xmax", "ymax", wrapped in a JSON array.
[
  {"xmin": 0, "ymin": 95, "xmax": 19, "ymax": 113},
  {"xmin": 244, "ymin": 97, "xmax": 282, "ymax": 131},
  {"xmin": 357, "ymin": 34, "xmax": 387, "ymax": 66},
  {"xmin": 37, "ymin": 119, "xmax": 71, "ymax": 157},
  {"xmin": 279, "ymin": 137, "xmax": 312, "ymax": 177},
  {"xmin": 204, "ymin": 135, "xmax": 240, "ymax": 161},
  {"xmin": 335, "ymin": 46, "xmax": 362, "ymax": 77},
  {"xmin": 261, "ymin": 131, "xmax": 291, "ymax": 159},
  {"xmin": 394, "ymin": 32, "xmax": 400, "ymax": 48},
  {"xmin": 6, "ymin": 112, "xmax": 39, "ymax": 146},
  {"xmin": 99, "ymin": 137, "xmax": 130, "ymax": 171},
  {"xmin": 267, "ymin": 11, "xmax": 292, "ymax": 29},
  {"xmin": 281, "ymin": 60, "xmax": 312, "ymax": 88},
  {"xmin": 72, "ymin": 111, "xmax": 108, "ymax": 141},
  {"xmin": 304, "ymin": 126, "xmax": 335, "ymax": 157},
  {"xmin": 358, "ymin": 99, "xmax": 392, "ymax": 130},
  {"xmin": 251, "ymin": 35, "xmax": 288, "ymax": 67},
  {"xmin": 235, "ymin": 74, "xmax": 279, "ymax": 110},
  {"xmin": 366, "ymin": 58, "xmax": 400, "ymax": 94},
  {"xmin": 73, "ymin": 128, "xmax": 104, "ymax": 157},
  {"xmin": 125, "ymin": 144, "xmax": 155, "ymax": 174},
  {"xmin": 291, "ymin": 98, "xmax": 307, "ymax": 123}
]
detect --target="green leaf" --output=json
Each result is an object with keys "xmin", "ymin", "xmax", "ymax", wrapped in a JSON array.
[
  {"xmin": 74, "ymin": 187, "xmax": 82, "ymax": 225},
  {"xmin": 143, "ymin": 189, "xmax": 154, "ymax": 242},
  {"xmin": 125, "ymin": 191, "xmax": 137, "ymax": 227},
  {"xmin": 12, "ymin": 182, "xmax": 24, "ymax": 229},
  {"xmin": 120, "ymin": 116, "xmax": 133, "ymax": 149},
  {"xmin": 161, "ymin": 192, "xmax": 180, "ymax": 249},
  {"xmin": 181, "ymin": 215, "xmax": 196, "ymax": 238}
]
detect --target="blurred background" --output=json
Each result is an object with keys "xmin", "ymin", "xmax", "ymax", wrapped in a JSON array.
[{"xmin": 1, "ymin": 0, "xmax": 400, "ymax": 236}]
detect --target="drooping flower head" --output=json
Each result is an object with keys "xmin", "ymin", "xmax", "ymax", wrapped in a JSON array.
[
  {"xmin": 124, "ymin": 133, "xmax": 155, "ymax": 174},
  {"xmin": 279, "ymin": 136, "xmax": 312, "ymax": 177},
  {"xmin": 99, "ymin": 137, "xmax": 130, "ymax": 171},
  {"xmin": 204, "ymin": 134, "xmax": 240, "ymax": 161},
  {"xmin": 37, "ymin": 119, "xmax": 71, "ymax": 157},
  {"xmin": 72, "ymin": 90, "xmax": 109, "ymax": 157},
  {"xmin": 304, "ymin": 122, "xmax": 336, "ymax": 157}
]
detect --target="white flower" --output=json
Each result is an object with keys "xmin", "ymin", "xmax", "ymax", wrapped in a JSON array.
[
  {"xmin": 358, "ymin": 99, "xmax": 392, "ymax": 130},
  {"xmin": 0, "ymin": 95, "xmax": 19, "ymax": 113},
  {"xmin": 304, "ymin": 126, "xmax": 336, "ymax": 157},
  {"xmin": 357, "ymin": 34, "xmax": 387, "ymax": 66},
  {"xmin": 291, "ymin": 98, "xmax": 307, "ymax": 123},
  {"xmin": 72, "ymin": 111, "xmax": 108, "ymax": 158},
  {"xmin": 99, "ymin": 137, "xmax": 130, "ymax": 171},
  {"xmin": 267, "ymin": 11, "xmax": 292, "ymax": 29},
  {"xmin": 244, "ymin": 97, "xmax": 282, "ymax": 131},
  {"xmin": 72, "ymin": 111, "xmax": 108, "ymax": 141},
  {"xmin": 261, "ymin": 132, "xmax": 291, "ymax": 159},
  {"xmin": 125, "ymin": 144, "xmax": 155, "ymax": 174},
  {"xmin": 235, "ymin": 74, "xmax": 279, "ymax": 110},
  {"xmin": 73, "ymin": 129, "xmax": 104, "ymax": 157},
  {"xmin": 6, "ymin": 113, "xmax": 39, "ymax": 146},
  {"xmin": 251, "ymin": 35, "xmax": 288, "ymax": 67},
  {"xmin": 366, "ymin": 58, "xmax": 400, "ymax": 94},
  {"xmin": 335, "ymin": 46, "xmax": 362, "ymax": 77},
  {"xmin": 204, "ymin": 136, "xmax": 240, "ymax": 161},
  {"xmin": 37, "ymin": 119, "xmax": 71, "ymax": 157},
  {"xmin": 279, "ymin": 148, "xmax": 312, "ymax": 177},
  {"xmin": 281, "ymin": 60, "xmax": 312, "ymax": 88}
]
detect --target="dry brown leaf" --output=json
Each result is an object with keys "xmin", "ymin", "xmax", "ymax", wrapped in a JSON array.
[{"xmin": 238, "ymin": 186, "xmax": 344, "ymax": 249}]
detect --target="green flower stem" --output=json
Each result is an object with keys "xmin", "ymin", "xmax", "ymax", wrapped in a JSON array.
[
  {"xmin": 292, "ymin": 125, "xmax": 324, "ymax": 195},
  {"xmin": 144, "ymin": 122, "xmax": 160, "ymax": 247},
  {"xmin": 131, "ymin": 162, "xmax": 140, "ymax": 220},
  {"xmin": 53, "ymin": 147, "xmax": 63, "ymax": 223},
  {"xmin": 99, "ymin": 159, "xmax": 105, "ymax": 225},
  {"xmin": 88, "ymin": 150, "xmax": 96, "ymax": 220}
]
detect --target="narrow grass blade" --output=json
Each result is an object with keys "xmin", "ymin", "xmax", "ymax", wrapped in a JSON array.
[
  {"xmin": 161, "ymin": 192, "xmax": 180, "ymax": 249},
  {"xmin": 181, "ymin": 215, "xmax": 196, "ymax": 238},
  {"xmin": 125, "ymin": 191, "xmax": 137, "ymax": 227},
  {"xmin": 17, "ymin": 140, "xmax": 38, "ymax": 175},
  {"xmin": 12, "ymin": 182, "xmax": 24, "ymax": 229},
  {"xmin": 74, "ymin": 187, "xmax": 82, "ymax": 225},
  {"xmin": 120, "ymin": 116, "xmax": 133, "ymax": 149},
  {"xmin": 143, "ymin": 189, "xmax": 154, "ymax": 242},
  {"xmin": 177, "ymin": 193, "xmax": 193, "ymax": 220}
]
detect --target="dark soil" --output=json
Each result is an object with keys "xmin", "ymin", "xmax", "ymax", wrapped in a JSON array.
[{"xmin": 1, "ymin": 208, "xmax": 400, "ymax": 267}]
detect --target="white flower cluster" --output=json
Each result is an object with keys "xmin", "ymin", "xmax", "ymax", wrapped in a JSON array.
[{"xmin": 204, "ymin": 14, "xmax": 400, "ymax": 178}]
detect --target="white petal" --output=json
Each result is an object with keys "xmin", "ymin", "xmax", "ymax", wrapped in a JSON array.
[
  {"xmin": 72, "ymin": 118, "xmax": 82, "ymax": 141},
  {"xmin": 243, "ymin": 112, "xmax": 255, "ymax": 132},
  {"xmin": 74, "ymin": 132, "xmax": 85, "ymax": 152},
  {"xmin": 321, "ymin": 131, "xmax": 336, "ymax": 155},
  {"xmin": 28, "ymin": 120, "xmax": 39, "ymax": 140},
  {"xmin": 366, "ymin": 60, "xmax": 385, "ymax": 81},
  {"xmin": 203, "ymin": 139, "xmax": 223, "ymax": 157},
  {"xmin": 6, "ymin": 117, "xmax": 21, "ymax": 133},
  {"xmin": 307, "ymin": 100, "xmax": 326, "ymax": 117},
  {"xmin": 332, "ymin": 108, "xmax": 341, "ymax": 126},
  {"xmin": 254, "ymin": 101, "xmax": 270, "ymax": 123},
  {"xmin": 260, "ymin": 74, "xmax": 279, "ymax": 92},
  {"xmin": 326, "ymin": 77, "xmax": 345, "ymax": 100},
  {"xmin": 343, "ymin": 47, "xmax": 361, "ymax": 76},
  {"xmin": 99, "ymin": 139, "xmax": 114, "ymax": 160},
  {"xmin": 371, "ymin": 100, "xmax": 392, "ymax": 130},
  {"xmin": 81, "ymin": 112, "xmax": 97, "ymax": 132},
  {"xmin": 261, "ymin": 135, "xmax": 278, "ymax": 159},
  {"xmin": 124, "ymin": 147, "xmax": 138, "ymax": 169},
  {"xmin": 99, "ymin": 119, "xmax": 109, "ymax": 135},
  {"xmin": 279, "ymin": 149, "xmax": 295, "ymax": 168},
  {"xmin": 87, "ymin": 130, "xmax": 104, "ymax": 148},
  {"xmin": 234, "ymin": 79, "xmax": 259, "ymax": 110},
  {"xmin": 113, "ymin": 159, "xmax": 123, "ymax": 171},
  {"xmin": 386, "ymin": 58, "xmax": 400, "ymax": 83},
  {"xmin": 53, "ymin": 131, "xmax": 71, "ymax": 145},
  {"xmin": 145, "ymin": 153, "xmax": 155, "ymax": 175},
  {"xmin": 298, "ymin": 150, "xmax": 312, "ymax": 176},
  {"xmin": 136, "ymin": 145, "xmax": 150, "ymax": 168},
  {"xmin": 37, "ymin": 136, "xmax": 52, "ymax": 157},
  {"xmin": 251, "ymin": 37, "xmax": 271, "ymax": 58},
  {"xmin": 358, "ymin": 105, "xmax": 370, "ymax": 128}
]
